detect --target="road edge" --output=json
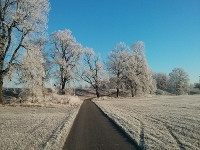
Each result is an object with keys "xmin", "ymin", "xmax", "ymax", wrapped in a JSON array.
[
  {"xmin": 43, "ymin": 102, "xmax": 83, "ymax": 150},
  {"xmin": 92, "ymin": 99, "xmax": 141, "ymax": 150}
]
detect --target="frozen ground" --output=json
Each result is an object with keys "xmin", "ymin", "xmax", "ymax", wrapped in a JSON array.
[
  {"xmin": 0, "ymin": 104, "xmax": 82, "ymax": 150},
  {"xmin": 94, "ymin": 95, "xmax": 200, "ymax": 150}
]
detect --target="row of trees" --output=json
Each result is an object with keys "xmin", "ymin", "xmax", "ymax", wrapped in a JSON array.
[
  {"xmin": 153, "ymin": 68, "xmax": 190, "ymax": 95},
  {"xmin": 0, "ymin": 0, "xmax": 50, "ymax": 104},
  {"xmin": 79, "ymin": 41, "xmax": 156, "ymax": 98},
  {"xmin": 0, "ymin": 0, "xmax": 192, "ymax": 104},
  {"xmin": 106, "ymin": 42, "xmax": 156, "ymax": 97}
]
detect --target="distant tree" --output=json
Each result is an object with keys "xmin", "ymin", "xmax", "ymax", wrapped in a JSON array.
[
  {"xmin": 81, "ymin": 48, "xmax": 105, "ymax": 98},
  {"xmin": 107, "ymin": 77, "xmax": 117, "ymax": 89},
  {"xmin": 107, "ymin": 42, "xmax": 129, "ymax": 97},
  {"xmin": 124, "ymin": 41, "xmax": 156, "ymax": 97},
  {"xmin": 50, "ymin": 30, "xmax": 82, "ymax": 94},
  {"xmin": 169, "ymin": 68, "xmax": 189, "ymax": 95},
  {"xmin": 153, "ymin": 73, "xmax": 169, "ymax": 90},
  {"xmin": 0, "ymin": 0, "xmax": 50, "ymax": 104},
  {"xmin": 194, "ymin": 83, "xmax": 200, "ymax": 90},
  {"xmin": 100, "ymin": 79, "xmax": 109, "ymax": 90}
]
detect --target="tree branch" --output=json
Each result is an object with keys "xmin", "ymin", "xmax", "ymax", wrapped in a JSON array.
[{"xmin": 3, "ymin": 29, "xmax": 30, "ymax": 75}]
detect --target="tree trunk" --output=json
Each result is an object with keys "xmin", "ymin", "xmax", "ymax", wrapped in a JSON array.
[
  {"xmin": 0, "ymin": 74, "xmax": 3, "ymax": 104},
  {"xmin": 131, "ymin": 88, "xmax": 134, "ymax": 97},
  {"xmin": 116, "ymin": 73, "xmax": 120, "ymax": 98},
  {"xmin": 61, "ymin": 81, "xmax": 66, "ymax": 95},
  {"xmin": 117, "ymin": 88, "xmax": 119, "ymax": 97},
  {"xmin": 0, "ymin": 38, "xmax": 6, "ymax": 104},
  {"xmin": 96, "ymin": 86, "xmax": 100, "ymax": 98}
]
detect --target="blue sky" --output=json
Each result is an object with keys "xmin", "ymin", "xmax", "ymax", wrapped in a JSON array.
[{"xmin": 48, "ymin": 0, "xmax": 200, "ymax": 83}]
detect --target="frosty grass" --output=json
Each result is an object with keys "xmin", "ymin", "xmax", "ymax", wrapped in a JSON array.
[
  {"xmin": 0, "ymin": 103, "xmax": 82, "ymax": 150},
  {"xmin": 94, "ymin": 95, "xmax": 200, "ymax": 150}
]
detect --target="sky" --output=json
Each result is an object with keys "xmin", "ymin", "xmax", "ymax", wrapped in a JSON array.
[{"xmin": 48, "ymin": 0, "xmax": 200, "ymax": 84}]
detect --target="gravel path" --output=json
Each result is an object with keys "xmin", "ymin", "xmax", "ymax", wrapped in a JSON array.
[{"xmin": 63, "ymin": 100, "xmax": 138, "ymax": 150}]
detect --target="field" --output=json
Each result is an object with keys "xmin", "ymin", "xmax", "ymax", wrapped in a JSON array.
[
  {"xmin": 0, "ymin": 104, "xmax": 81, "ymax": 150},
  {"xmin": 94, "ymin": 95, "xmax": 200, "ymax": 150}
]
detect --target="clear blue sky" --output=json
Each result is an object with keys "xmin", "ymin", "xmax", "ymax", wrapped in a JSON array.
[{"xmin": 48, "ymin": 0, "xmax": 200, "ymax": 83}]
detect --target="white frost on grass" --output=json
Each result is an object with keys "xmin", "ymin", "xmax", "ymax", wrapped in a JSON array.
[
  {"xmin": 15, "ymin": 94, "xmax": 82, "ymax": 107},
  {"xmin": 94, "ymin": 95, "xmax": 200, "ymax": 150},
  {"xmin": 43, "ymin": 94, "xmax": 82, "ymax": 106},
  {"xmin": 0, "ymin": 102, "xmax": 82, "ymax": 150}
]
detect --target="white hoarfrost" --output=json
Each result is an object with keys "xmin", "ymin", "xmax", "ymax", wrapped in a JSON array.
[
  {"xmin": 16, "ymin": 94, "xmax": 82, "ymax": 107},
  {"xmin": 0, "ymin": 0, "xmax": 50, "ymax": 73},
  {"xmin": 107, "ymin": 42, "xmax": 130, "ymax": 97},
  {"xmin": 106, "ymin": 41, "xmax": 156, "ymax": 97},
  {"xmin": 123, "ymin": 41, "xmax": 156, "ymax": 97},
  {"xmin": 0, "ymin": 103, "xmax": 82, "ymax": 150},
  {"xmin": 0, "ymin": 0, "xmax": 50, "ymax": 104},
  {"xmin": 94, "ymin": 95, "xmax": 200, "ymax": 149},
  {"xmin": 169, "ymin": 68, "xmax": 190, "ymax": 95},
  {"xmin": 81, "ymin": 48, "xmax": 105, "ymax": 97},
  {"xmin": 18, "ymin": 39, "xmax": 46, "ymax": 102},
  {"xmin": 49, "ymin": 29, "xmax": 82, "ymax": 94}
]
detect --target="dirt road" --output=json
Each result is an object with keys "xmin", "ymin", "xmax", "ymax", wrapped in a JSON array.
[{"xmin": 63, "ymin": 100, "xmax": 138, "ymax": 150}]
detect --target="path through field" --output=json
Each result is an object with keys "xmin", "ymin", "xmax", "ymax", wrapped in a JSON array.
[{"xmin": 63, "ymin": 100, "xmax": 138, "ymax": 150}]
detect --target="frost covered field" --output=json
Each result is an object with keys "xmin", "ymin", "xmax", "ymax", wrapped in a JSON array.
[
  {"xmin": 0, "ymin": 104, "xmax": 82, "ymax": 150},
  {"xmin": 95, "ymin": 95, "xmax": 200, "ymax": 150}
]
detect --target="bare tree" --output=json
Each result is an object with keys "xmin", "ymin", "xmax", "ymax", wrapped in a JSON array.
[
  {"xmin": 0, "ymin": 0, "xmax": 50, "ymax": 103},
  {"xmin": 81, "ymin": 48, "xmax": 104, "ymax": 98},
  {"xmin": 169, "ymin": 68, "xmax": 189, "ymax": 95},
  {"xmin": 107, "ymin": 42, "xmax": 129, "ymax": 97},
  {"xmin": 50, "ymin": 30, "xmax": 82, "ymax": 94}
]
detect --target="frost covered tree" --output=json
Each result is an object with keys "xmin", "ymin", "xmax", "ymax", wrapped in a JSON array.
[
  {"xmin": 153, "ymin": 73, "xmax": 169, "ymax": 90},
  {"xmin": 169, "ymin": 68, "xmax": 189, "ymax": 95},
  {"xmin": 107, "ymin": 42, "xmax": 129, "ymax": 97},
  {"xmin": 50, "ymin": 30, "xmax": 82, "ymax": 94},
  {"xmin": 107, "ymin": 77, "xmax": 117, "ymax": 89},
  {"xmin": 124, "ymin": 41, "xmax": 156, "ymax": 97},
  {"xmin": 81, "ymin": 48, "xmax": 104, "ymax": 98},
  {"xmin": 123, "ymin": 52, "xmax": 140, "ymax": 97},
  {"xmin": 0, "ymin": 0, "xmax": 50, "ymax": 103},
  {"xmin": 18, "ymin": 39, "xmax": 46, "ymax": 102}
]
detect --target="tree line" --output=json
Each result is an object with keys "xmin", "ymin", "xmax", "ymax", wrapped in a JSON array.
[{"xmin": 0, "ymin": 0, "xmax": 192, "ymax": 104}]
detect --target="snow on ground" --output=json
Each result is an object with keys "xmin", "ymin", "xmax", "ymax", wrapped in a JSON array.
[
  {"xmin": 0, "ymin": 103, "xmax": 82, "ymax": 150},
  {"xmin": 94, "ymin": 95, "xmax": 200, "ymax": 150}
]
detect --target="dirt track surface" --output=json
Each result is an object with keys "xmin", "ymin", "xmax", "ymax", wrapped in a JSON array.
[{"xmin": 63, "ymin": 100, "xmax": 138, "ymax": 150}]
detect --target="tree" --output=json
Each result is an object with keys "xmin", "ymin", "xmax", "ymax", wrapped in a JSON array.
[
  {"xmin": 18, "ymin": 38, "xmax": 46, "ymax": 102},
  {"xmin": 81, "ymin": 48, "xmax": 104, "ymax": 98},
  {"xmin": 153, "ymin": 73, "xmax": 168, "ymax": 90},
  {"xmin": 106, "ymin": 77, "xmax": 117, "ymax": 90},
  {"xmin": 107, "ymin": 42, "xmax": 129, "ymax": 97},
  {"xmin": 169, "ymin": 68, "xmax": 189, "ymax": 95},
  {"xmin": 50, "ymin": 30, "xmax": 82, "ymax": 94},
  {"xmin": 0, "ymin": 0, "xmax": 50, "ymax": 103},
  {"xmin": 194, "ymin": 83, "xmax": 200, "ymax": 90},
  {"xmin": 123, "ymin": 41, "xmax": 156, "ymax": 97}
]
